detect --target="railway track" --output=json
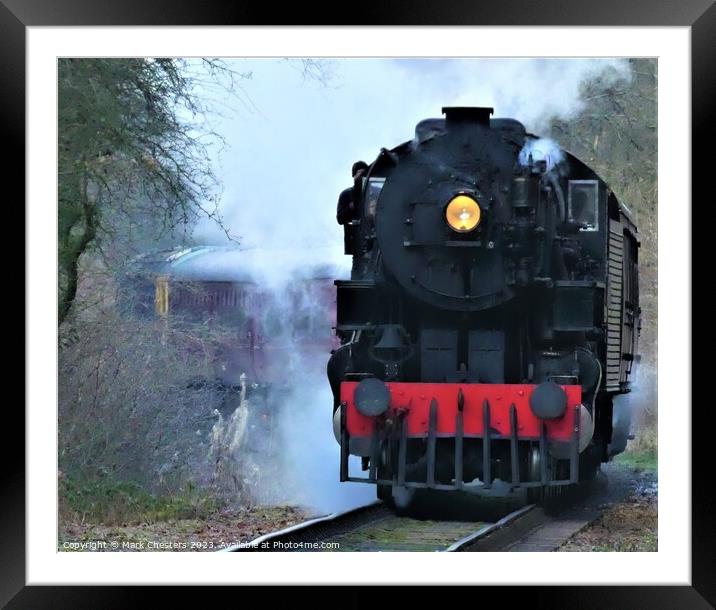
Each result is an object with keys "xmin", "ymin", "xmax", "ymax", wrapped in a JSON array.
[{"xmin": 225, "ymin": 498, "xmax": 596, "ymax": 552}]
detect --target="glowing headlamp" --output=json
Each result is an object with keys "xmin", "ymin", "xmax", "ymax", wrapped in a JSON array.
[{"xmin": 445, "ymin": 194, "xmax": 482, "ymax": 233}]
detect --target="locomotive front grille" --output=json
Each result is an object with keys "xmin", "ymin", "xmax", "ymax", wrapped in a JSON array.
[{"xmin": 339, "ymin": 386, "xmax": 581, "ymax": 491}]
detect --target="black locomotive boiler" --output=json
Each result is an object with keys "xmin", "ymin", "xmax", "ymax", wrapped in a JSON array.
[{"xmin": 327, "ymin": 107, "xmax": 640, "ymax": 507}]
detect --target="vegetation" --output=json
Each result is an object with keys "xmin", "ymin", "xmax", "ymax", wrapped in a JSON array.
[
  {"xmin": 614, "ymin": 447, "xmax": 658, "ymax": 472},
  {"xmin": 58, "ymin": 504, "xmax": 308, "ymax": 551},
  {"xmin": 59, "ymin": 475, "xmax": 220, "ymax": 526},
  {"xmin": 57, "ymin": 59, "xmax": 256, "ymax": 527},
  {"xmin": 58, "ymin": 58, "xmax": 243, "ymax": 324}
]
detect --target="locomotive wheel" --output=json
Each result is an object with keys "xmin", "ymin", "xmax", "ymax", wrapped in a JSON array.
[
  {"xmin": 527, "ymin": 486, "xmax": 544, "ymax": 505},
  {"xmin": 391, "ymin": 486, "xmax": 418, "ymax": 515},
  {"xmin": 579, "ymin": 458, "xmax": 600, "ymax": 482},
  {"xmin": 374, "ymin": 458, "xmax": 418, "ymax": 513},
  {"xmin": 578, "ymin": 443, "xmax": 603, "ymax": 482},
  {"xmin": 377, "ymin": 484, "xmax": 395, "ymax": 509},
  {"xmin": 375, "ymin": 452, "xmax": 396, "ymax": 508},
  {"xmin": 542, "ymin": 484, "xmax": 569, "ymax": 516}
]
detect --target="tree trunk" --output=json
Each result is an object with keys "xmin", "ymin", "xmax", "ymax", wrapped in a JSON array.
[{"xmin": 58, "ymin": 168, "xmax": 96, "ymax": 325}]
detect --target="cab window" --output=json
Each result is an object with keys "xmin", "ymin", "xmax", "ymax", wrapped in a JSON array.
[
  {"xmin": 364, "ymin": 177, "xmax": 386, "ymax": 219},
  {"xmin": 568, "ymin": 180, "xmax": 599, "ymax": 231}
]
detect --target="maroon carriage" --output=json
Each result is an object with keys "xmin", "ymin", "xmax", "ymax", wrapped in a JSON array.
[{"xmin": 123, "ymin": 245, "xmax": 343, "ymax": 410}]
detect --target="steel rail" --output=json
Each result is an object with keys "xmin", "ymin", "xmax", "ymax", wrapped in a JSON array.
[
  {"xmin": 445, "ymin": 503, "xmax": 535, "ymax": 551},
  {"xmin": 223, "ymin": 501, "xmax": 383, "ymax": 552},
  {"xmin": 224, "ymin": 501, "xmax": 538, "ymax": 552}
]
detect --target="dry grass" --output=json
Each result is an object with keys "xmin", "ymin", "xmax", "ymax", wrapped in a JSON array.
[
  {"xmin": 58, "ymin": 261, "xmax": 268, "ymax": 526},
  {"xmin": 560, "ymin": 481, "xmax": 657, "ymax": 552},
  {"xmin": 58, "ymin": 505, "xmax": 309, "ymax": 551}
]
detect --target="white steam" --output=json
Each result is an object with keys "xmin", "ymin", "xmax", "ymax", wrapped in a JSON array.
[
  {"xmin": 274, "ymin": 379, "xmax": 376, "ymax": 513},
  {"xmin": 262, "ymin": 271, "xmax": 375, "ymax": 513},
  {"xmin": 518, "ymin": 137, "xmax": 566, "ymax": 171},
  {"xmin": 625, "ymin": 360, "xmax": 658, "ymax": 447}
]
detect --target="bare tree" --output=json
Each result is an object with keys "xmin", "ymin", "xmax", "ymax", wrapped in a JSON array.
[{"xmin": 58, "ymin": 58, "xmax": 247, "ymax": 324}]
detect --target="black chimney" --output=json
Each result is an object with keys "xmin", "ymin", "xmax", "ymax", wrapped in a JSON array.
[{"xmin": 442, "ymin": 106, "xmax": 494, "ymax": 125}]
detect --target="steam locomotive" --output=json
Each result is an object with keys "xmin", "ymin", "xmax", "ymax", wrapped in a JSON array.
[{"xmin": 328, "ymin": 107, "xmax": 640, "ymax": 508}]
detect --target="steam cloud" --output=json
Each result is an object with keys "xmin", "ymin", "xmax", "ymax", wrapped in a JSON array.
[{"xmin": 518, "ymin": 137, "xmax": 566, "ymax": 172}]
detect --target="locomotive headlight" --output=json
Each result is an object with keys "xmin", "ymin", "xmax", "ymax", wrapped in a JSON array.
[{"xmin": 445, "ymin": 194, "xmax": 481, "ymax": 233}]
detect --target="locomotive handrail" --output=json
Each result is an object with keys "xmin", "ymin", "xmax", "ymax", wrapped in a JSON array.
[{"xmin": 410, "ymin": 275, "xmax": 507, "ymax": 301}]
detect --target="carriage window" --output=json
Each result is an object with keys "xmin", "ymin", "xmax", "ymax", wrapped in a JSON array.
[
  {"xmin": 364, "ymin": 177, "xmax": 386, "ymax": 219},
  {"xmin": 568, "ymin": 180, "xmax": 599, "ymax": 231}
]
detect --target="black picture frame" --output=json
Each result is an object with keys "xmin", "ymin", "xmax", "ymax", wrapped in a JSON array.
[{"xmin": 8, "ymin": 0, "xmax": 708, "ymax": 606}]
